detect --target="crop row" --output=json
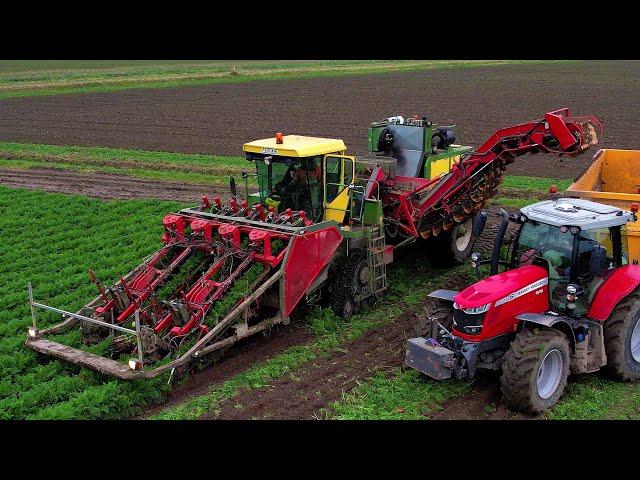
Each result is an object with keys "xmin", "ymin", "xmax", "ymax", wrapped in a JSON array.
[{"xmin": 0, "ymin": 185, "xmax": 188, "ymax": 419}]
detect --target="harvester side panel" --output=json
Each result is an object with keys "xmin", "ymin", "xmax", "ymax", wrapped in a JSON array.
[{"xmin": 283, "ymin": 225, "xmax": 343, "ymax": 316}]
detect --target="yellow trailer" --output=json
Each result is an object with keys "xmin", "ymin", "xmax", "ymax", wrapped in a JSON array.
[{"xmin": 567, "ymin": 148, "xmax": 640, "ymax": 263}]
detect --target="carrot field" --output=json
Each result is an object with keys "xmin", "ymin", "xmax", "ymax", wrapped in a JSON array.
[{"xmin": 0, "ymin": 186, "xmax": 187, "ymax": 419}]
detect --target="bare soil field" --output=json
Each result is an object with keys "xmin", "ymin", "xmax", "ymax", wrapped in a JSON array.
[
  {"xmin": 1, "ymin": 61, "xmax": 637, "ymax": 180},
  {"xmin": 0, "ymin": 167, "xmax": 227, "ymax": 201}
]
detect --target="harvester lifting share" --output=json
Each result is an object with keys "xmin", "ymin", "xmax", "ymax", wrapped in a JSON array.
[{"xmin": 25, "ymin": 108, "xmax": 602, "ymax": 380}]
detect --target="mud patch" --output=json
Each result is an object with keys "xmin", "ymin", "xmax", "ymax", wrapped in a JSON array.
[
  {"xmin": 429, "ymin": 375, "xmax": 531, "ymax": 420},
  {"xmin": 141, "ymin": 323, "xmax": 314, "ymax": 418}
]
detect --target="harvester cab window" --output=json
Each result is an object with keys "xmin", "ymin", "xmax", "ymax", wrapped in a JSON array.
[{"xmin": 254, "ymin": 155, "xmax": 324, "ymax": 221}]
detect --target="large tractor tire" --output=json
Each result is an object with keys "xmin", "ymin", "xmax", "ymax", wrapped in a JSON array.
[
  {"xmin": 604, "ymin": 288, "xmax": 640, "ymax": 381},
  {"xmin": 413, "ymin": 299, "xmax": 454, "ymax": 337},
  {"xmin": 500, "ymin": 328, "xmax": 571, "ymax": 414},
  {"xmin": 330, "ymin": 249, "xmax": 369, "ymax": 319}
]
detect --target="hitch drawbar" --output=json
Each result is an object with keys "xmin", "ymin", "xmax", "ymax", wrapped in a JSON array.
[{"xmin": 405, "ymin": 337, "xmax": 456, "ymax": 380}]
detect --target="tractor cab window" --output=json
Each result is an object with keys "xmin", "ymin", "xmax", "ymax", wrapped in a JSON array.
[
  {"xmin": 513, "ymin": 221, "xmax": 574, "ymax": 310},
  {"xmin": 254, "ymin": 155, "xmax": 323, "ymax": 221},
  {"xmin": 572, "ymin": 226, "xmax": 629, "ymax": 314}
]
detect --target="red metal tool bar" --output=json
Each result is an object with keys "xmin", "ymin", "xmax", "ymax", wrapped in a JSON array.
[{"xmin": 168, "ymin": 252, "xmax": 257, "ymax": 337}]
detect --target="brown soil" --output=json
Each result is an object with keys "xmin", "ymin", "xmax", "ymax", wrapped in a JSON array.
[
  {"xmin": 0, "ymin": 167, "xmax": 226, "ymax": 201},
  {"xmin": 430, "ymin": 375, "xmax": 531, "ymax": 420},
  {"xmin": 199, "ymin": 275, "xmax": 473, "ymax": 420},
  {"xmin": 141, "ymin": 323, "xmax": 314, "ymax": 418},
  {"xmin": 1, "ymin": 61, "xmax": 637, "ymax": 180}
]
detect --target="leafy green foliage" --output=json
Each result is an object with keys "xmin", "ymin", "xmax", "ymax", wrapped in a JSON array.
[
  {"xmin": 0, "ymin": 186, "xmax": 185, "ymax": 419},
  {"xmin": 329, "ymin": 368, "xmax": 471, "ymax": 420}
]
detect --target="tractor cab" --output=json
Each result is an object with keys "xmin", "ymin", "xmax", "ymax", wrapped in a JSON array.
[
  {"xmin": 486, "ymin": 198, "xmax": 636, "ymax": 315},
  {"xmin": 242, "ymin": 133, "xmax": 386, "ymax": 228}
]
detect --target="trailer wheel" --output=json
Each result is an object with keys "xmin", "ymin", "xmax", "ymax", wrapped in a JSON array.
[
  {"xmin": 500, "ymin": 328, "xmax": 570, "ymax": 414},
  {"xmin": 604, "ymin": 288, "xmax": 640, "ymax": 381},
  {"xmin": 330, "ymin": 250, "xmax": 367, "ymax": 319}
]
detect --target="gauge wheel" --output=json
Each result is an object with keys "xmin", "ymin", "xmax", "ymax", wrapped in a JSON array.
[{"xmin": 450, "ymin": 216, "xmax": 476, "ymax": 262}]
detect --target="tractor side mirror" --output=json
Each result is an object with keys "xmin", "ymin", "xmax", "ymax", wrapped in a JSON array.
[
  {"xmin": 473, "ymin": 211, "xmax": 487, "ymax": 237},
  {"xmin": 230, "ymin": 177, "xmax": 237, "ymax": 198}
]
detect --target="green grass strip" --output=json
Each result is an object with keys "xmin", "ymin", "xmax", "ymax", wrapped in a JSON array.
[
  {"xmin": 547, "ymin": 375, "xmax": 640, "ymax": 420},
  {"xmin": 0, "ymin": 142, "xmax": 250, "ymax": 186},
  {"xmin": 0, "ymin": 60, "xmax": 565, "ymax": 100},
  {"xmin": 328, "ymin": 368, "xmax": 471, "ymax": 420},
  {"xmin": 502, "ymin": 175, "xmax": 572, "ymax": 191}
]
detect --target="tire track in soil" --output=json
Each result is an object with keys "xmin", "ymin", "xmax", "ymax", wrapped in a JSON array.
[
  {"xmin": 199, "ymin": 275, "xmax": 473, "ymax": 420},
  {"xmin": 0, "ymin": 167, "xmax": 227, "ymax": 201},
  {"xmin": 429, "ymin": 375, "xmax": 531, "ymax": 420},
  {"xmin": 140, "ymin": 323, "xmax": 314, "ymax": 418}
]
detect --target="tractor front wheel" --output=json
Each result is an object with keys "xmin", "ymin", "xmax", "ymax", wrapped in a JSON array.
[
  {"xmin": 413, "ymin": 299, "xmax": 454, "ymax": 337},
  {"xmin": 604, "ymin": 288, "xmax": 640, "ymax": 381},
  {"xmin": 500, "ymin": 328, "xmax": 570, "ymax": 415}
]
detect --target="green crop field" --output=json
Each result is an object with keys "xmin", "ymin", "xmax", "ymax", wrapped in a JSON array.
[
  {"xmin": 0, "ymin": 60, "xmax": 561, "ymax": 99},
  {"xmin": 0, "ymin": 186, "xmax": 186, "ymax": 419},
  {"xmin": 1, "ymin": 182, "xmax": 639, "ymax": 420}
]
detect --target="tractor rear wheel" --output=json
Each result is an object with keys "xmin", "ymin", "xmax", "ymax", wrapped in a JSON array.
[
  {"xmin": 330, "ymin": 249, "xmax": 368, "ymax": 319},
  {"xmin": 604, "ymin": 288, "xmax": 640, "ymax": 381},
  {"xmin": 500, "ymin": 328, "xmax": 570, "ymax": 414}
]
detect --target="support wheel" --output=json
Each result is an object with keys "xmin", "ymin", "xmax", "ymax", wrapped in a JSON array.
[
  {"xmin": 500, "ymin": 328, "xmax": 570, "ymax": 415},
  {"xmin": 604, "ymin": 289, "xmax": 640, "ymax": 381},
  {"xmin": 330, "ymin": 250, "xmax": 368, "ymax": 319},
  {"xmin": 450, "ymin": 216, "xmax": 476, "ymax": 262},
  {"xmin": 429, "ymin": 215, "xmax": 476, "ymax": 267}
]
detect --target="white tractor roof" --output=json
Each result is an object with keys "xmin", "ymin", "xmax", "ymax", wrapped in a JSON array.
[{"xmin": 520, "ymin": 197, "xmax": 635, "ymax": 230}]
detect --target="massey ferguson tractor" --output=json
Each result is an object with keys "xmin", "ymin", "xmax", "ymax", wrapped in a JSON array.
[
  {"xmin": 24, "ymin": 108, "xmax": 601, "ymax": 381},
  {"xmin": 405, "ymin": 198, "xmax": 640, "ymax": 414}
]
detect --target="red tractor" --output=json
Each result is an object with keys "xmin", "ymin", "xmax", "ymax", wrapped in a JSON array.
[{"xmin": 405, "ymin": 198, "xmax": 640, "ymax": 413}]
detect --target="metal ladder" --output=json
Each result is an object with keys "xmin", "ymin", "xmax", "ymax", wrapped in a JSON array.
[{"xmin": 368, "ymin": 225, "xmax": 387, "ymax": 296}]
